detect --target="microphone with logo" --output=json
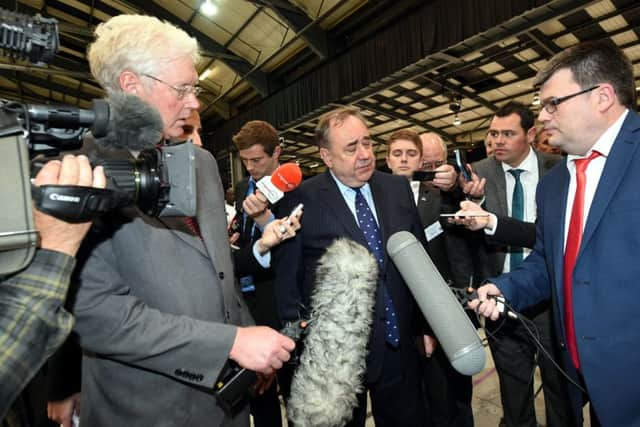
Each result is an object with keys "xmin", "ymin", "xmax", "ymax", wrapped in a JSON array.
[
  {"xmin": 387, "ymin": 231, "xmax": 486, "ymax": 376},
  {"xmin": 255, "ymin": 163, "xmax": 303, "ymax": 204}
]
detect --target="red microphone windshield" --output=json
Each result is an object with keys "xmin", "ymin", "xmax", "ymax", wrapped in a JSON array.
[{"xmin": 271, "ymin": 163, "xmax": 302, "ymax": 192}]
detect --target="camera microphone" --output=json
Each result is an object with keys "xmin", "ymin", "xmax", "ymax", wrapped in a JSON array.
[{"xmin": 93, "ymin": 92, "xmax": 164, "ymax": 151}]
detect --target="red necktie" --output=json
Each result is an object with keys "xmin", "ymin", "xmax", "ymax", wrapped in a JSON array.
[
  {"xmin": 563, "ymin": 150, "xmax": 600, "ymax": 368},
  {"xmin": 185, "ymin": 217, "xmax": 201, "ymax": 238}
]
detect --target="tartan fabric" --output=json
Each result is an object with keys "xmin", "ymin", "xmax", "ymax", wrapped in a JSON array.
[{"xmin": 0, "ymin": 249, "xmax": 75, "ymax": 419}]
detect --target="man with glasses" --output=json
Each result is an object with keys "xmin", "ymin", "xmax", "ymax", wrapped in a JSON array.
[
  {"xmin": 465, "ymin": 102, "xmax": 575, "ymax": 427},
  {"xmin": 58, "ymin": 15, "xmax": 295, "ymax": 426},
  {"xmin": 472, "ymin": 40, "xmax": 640, "ymax": 427}
]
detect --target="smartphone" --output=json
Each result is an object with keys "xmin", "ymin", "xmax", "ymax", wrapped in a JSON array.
[
  {"xmin": 439, "ymin": 212, "xmax": 490, "ymax": 218},
  {"xmin": 412, "ymin": 171, "xmax": 436, "ymax": 181},
  {"xmin": 289, "ymin": 203, "xmax": 304, "ymax": 219},
  {"xmin": 454, "ymin": 149, "xmax": 472, "ymax": 182}
]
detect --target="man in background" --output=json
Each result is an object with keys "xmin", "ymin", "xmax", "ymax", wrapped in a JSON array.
[{"xmin": 231, "ymin": 120, "xmax": 286, "ymax": 426}]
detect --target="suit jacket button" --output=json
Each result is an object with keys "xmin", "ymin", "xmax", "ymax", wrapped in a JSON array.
[{"xmin": 219, "ymin": 272, "xmax": 225, "ymax": 280}]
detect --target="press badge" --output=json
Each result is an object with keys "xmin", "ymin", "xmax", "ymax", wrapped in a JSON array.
[{"xmin": 424, "ymin": 221, "xmax": 443, "ymax": 242}]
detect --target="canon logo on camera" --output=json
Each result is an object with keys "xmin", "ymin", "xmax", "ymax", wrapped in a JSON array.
[{"xmin": 49, "ymin": 193, "xmax": 81, "ymax": 203}]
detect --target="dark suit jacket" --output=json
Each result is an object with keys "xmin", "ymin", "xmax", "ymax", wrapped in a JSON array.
[
  {"xmin": 494, "ymin": 110, "xmax": 640, "ymax": 426},
  {"xmin": 232, "ymin": 177, "xmax": 280, "ymax": 329},
  {"xmin": 472, "ymin": 150, "xmax": 561, "ymax": 278},
  {"xmin": 273, "ymin": 170, "xmax": 427, "ymax": 382},
  {"xmin": 416, "ymin": 185, "xmax": 474, "ymax": 287},
  {"xmin": 491, "ymin": 215, "xmax": 536, "ymax": 249}
]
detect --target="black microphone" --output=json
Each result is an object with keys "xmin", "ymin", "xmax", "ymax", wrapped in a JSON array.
[
  {"xmin": 387, "ymin": 231, "xmax": 486, "ymax": 376},
  {"xmin": 94, "ymin": 92, "xmax": 164, "ymax": 151},
  {"xmin": 287, "ymin": 238, "xmax": 378, "ymax": 427}
]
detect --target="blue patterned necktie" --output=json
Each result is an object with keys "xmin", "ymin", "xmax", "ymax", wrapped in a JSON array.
[
  {"xmin": 508, "ymin": 168, "xmax": 524, "ymax": 269},
  {"xmin": 353, "ymin": 187, "xmax": 400, "ymax": 347}
]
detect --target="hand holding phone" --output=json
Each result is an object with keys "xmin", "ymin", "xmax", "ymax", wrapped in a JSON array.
[
  {"xmin": 412, "ymin": 171, "xmax": 436, "ymax": 182},
  {"xmin": 454, "ymin": 149, "xmax": 472, "ymax": 182}
]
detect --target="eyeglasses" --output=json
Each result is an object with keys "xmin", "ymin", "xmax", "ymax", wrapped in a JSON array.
[
  {"xmin": 540, "ymin": 85, "xmax": 600, "ymax": 114},
  {"xmin": 142, "ymin": 74, "xmax": 203, "ymax": 99},
  {"xmin": 422, "ymin": 160, "xmax": 444, "ymax": 171}
]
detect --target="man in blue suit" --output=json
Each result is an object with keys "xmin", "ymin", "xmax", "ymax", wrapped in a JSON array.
[
  {"xmin": 273, "ymin": 107, "xmax": 429, "ymax": 426},
  {"xmin": 472, "ymin": 40, "xmax": 640, "ymax": 426}
]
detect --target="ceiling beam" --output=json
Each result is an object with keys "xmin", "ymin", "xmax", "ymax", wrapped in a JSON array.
[
  {"xmin": 125, "ymin": 0, "xmax": 270, "ymax": 97},
  {"xmin": 355, "ymin": 101, "xmax": 455, "ymax": 140},
  {"xmin": 1, "ymin": 70, "xmax": 94, "ymax": 104},
  {"xmin": 251, "ymin": 0, "xmax": 329, "ymax": 59}
]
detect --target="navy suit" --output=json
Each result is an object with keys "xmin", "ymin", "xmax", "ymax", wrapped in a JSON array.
[
  {"xmin": 273, "ymin": 170, "xmax": 427, "ymax": 426},
  {"xmin": 494, "ymin": 110, "xmax": 640, "ymax": 426}
]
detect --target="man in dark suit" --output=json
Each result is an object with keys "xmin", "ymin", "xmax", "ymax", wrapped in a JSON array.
[
  {"xmin": 273, "ymin": 107, "xmax": 428, "ymax": 427},
  {"xmin": 386, "ymin": 129, "xmax": 473, "ymax": 427},
  {"xmin": 231, "ymin": 120, "xmax": 285, "ymax": 426},
  {"xmin": 473, "ymin": 40, "xmax": 640, "ymax": 427},
  {"xmin": 470, "ymin": 102, "xmax": 574, "ymax": 427}
]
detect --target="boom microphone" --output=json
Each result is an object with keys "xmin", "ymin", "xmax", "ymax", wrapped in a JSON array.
[
  {"xmin": 256, "ymin": 162, "xmax": 302, "ymax": 204},
  {"xmin": 387, "ymin": 231, "xmax": 486, "ymax": 376},
  {"xmin": 287, "ymin": 239, "xmax": 378, "ymax": 427}
]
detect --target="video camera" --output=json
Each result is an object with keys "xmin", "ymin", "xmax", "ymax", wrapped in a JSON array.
[{"xmin": 0, "ymin": 8, "xmax": 197, "ymax": 276}]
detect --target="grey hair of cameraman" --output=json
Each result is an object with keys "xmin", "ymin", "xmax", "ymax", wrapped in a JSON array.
[{"xmin": 87, "ymin": 15, "xmax": 200, "ymax": 95}]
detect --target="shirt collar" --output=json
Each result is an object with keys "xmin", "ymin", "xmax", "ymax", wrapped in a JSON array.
[
  {"xmin": 501, "ymin": 145, "xmax": 536, "ymax": 174},
  {"xmin": 329, "ymin": 170, "xmax": 372, "ymax": 198}
]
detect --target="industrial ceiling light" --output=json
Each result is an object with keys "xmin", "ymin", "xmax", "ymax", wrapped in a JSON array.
[
  {"xmin": 199, "ymin": 68, "xmax": 213, "ymax": 81},
  {"xmin": 532, "ymin": 94, "xmax": 541, "ymax": 106},
  {"xmin": 200, "ymin": 0, "xmax": 218, "ymax": 17},
  {"xmin": 449, "ymin": 95, "xmax": 462, "ymax": 126}
]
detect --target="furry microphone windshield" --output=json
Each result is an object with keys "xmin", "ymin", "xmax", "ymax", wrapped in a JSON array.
[{"xmin": 287, "ymin": 239, "xmax": 378, "ymax": 427}]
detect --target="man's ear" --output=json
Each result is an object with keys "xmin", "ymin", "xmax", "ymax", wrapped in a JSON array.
[
  {"xmin": 526, "ymin": 126, "xmax": 537, "ymax": 145},
  {"xmin": 596, "ymin": 83, "xmax": 617, "ymax": 113},
  {"xmin": 119, "ymin": 71, "xmax": 142, "ymax": 95},
  {"xmin": 273, "ymin": 144, "xmax": 282, "ymax": 160},
  {"xmin": 319, "ymin": 147, "xmax": 332, "ymax": 168}
]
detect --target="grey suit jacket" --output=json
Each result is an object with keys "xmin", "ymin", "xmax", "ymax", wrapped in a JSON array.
[
  {"xmin": 472, "ymin": 150, "xmax": 560, "ymax": 278},
  {"xmin": 71, "ymin": 146, "xmax": 252, "ymax": 427}
]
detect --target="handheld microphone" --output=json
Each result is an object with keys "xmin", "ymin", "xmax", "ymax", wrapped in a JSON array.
[
  {"xmin": 387, "ymin": 231, "xmax": 486, "ymax": 376},
  {"xmin": 255, "ymin": 163, "xmax": 302, "ymax": 204},
  {"xmin": 287, "ymin": 239, "xmax": 378, "ymax": 427}
]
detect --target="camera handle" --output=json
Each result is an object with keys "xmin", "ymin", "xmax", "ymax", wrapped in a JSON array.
[{"xmin": 31, "ymin": 184, "xmax": 131, "ymax": 223}]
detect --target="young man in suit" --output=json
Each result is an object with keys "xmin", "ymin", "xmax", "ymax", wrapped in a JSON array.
[
  {"xmin": 473, "ymin": 40, "xmax": 640, "ymax": 427},
  {"xmin": 273, "ymin": 107, "xmax": 429, "ymax": 427},
  {"xmin": 231, "ymin": 120, "xmax": 285, "ymax": 427},
  {"xmin": 469, "ymin": 102, "xmax": 575, "ymax": 427},
  {"xmin": 63, "ymin": 15, "xmax": 295, "ymax": 426}
]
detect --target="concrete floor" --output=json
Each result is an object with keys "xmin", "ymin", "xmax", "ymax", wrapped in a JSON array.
[{"xmin": 268, "ymin": 329, "xmax": 593, "ymax": 426}]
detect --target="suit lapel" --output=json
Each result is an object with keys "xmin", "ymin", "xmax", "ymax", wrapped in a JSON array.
[
  {"xmin": 581, "ymin": 113, "xmax": 640, "ymax": 253},
  {"xmin": 317, "ymin": 171, "xmax": 369, "ymax": 248},
  {"xmin": 492, "ymin": 158, "xmax": 509, "ymax": 217}
]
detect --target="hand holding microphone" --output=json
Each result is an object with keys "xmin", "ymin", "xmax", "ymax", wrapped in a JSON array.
[
  {"xmin": 468, "ymin": 283, "xmax": 510, "ymax": 321},
  {"xmin": 243, "ymin": 163, "xmax": 303, "ymax": 227}
]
